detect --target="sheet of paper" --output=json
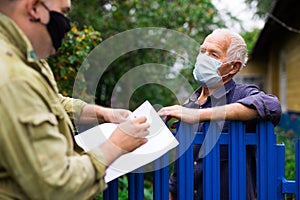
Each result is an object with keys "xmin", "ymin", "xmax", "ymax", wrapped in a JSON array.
[{"xmin": 75, "ymin": 101, "xmax": 179, "ymax": 183}]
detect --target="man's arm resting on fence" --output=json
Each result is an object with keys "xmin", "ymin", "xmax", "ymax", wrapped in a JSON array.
[{"xmin": 158, "ymin": 103, "xmax": 258, "ymax": 124}]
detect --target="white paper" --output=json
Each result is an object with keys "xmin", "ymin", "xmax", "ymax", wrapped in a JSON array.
[{"xmin": 75, "ymin": 101, "xmax": 179, "ymax": 183}]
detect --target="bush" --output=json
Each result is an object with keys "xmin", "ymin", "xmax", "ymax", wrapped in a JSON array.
[
  {"xmin": 276, "ymin": 127, "xmax": 298, "ymax": 180},
  {"xmin": 47, "ymin": 24, "xmax": 102, "ymax": 101}
]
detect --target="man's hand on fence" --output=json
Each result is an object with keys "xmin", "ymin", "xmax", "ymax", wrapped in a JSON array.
[{"xmin": 158, "ymin": 105, "xmax": 201, "ymax": 124}]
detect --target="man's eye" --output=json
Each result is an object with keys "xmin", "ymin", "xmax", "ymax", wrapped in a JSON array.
[
  {"xmin": 200, "ymin": 49, "xmax": 206, "ymax": 54},
  {"xmin": 211, "ymin": 53, "xmax": 219, "ymax": 58}
]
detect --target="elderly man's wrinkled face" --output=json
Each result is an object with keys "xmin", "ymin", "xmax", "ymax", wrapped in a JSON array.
[
  {"xmin": 199, "ymin": 32, "xmax": 234, "ymax": 78},
  {"xmin": 192, "ymin": 31, "xmax": 244, "ymax": 87},
  {"xmin": 200, "ymin": 32, "xmax": 230, "ymax": 62}
]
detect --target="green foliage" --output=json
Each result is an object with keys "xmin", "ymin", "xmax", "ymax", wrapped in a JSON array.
[
  {"xmin": 47, "ymin": 25, "xmax": 102, "ymax": 100},
  {"xmin": 244, "ymin": 0, "xmax": 274, "ymax": 18},
  {"xmin": 240, "ymin": 28, "xmax": 260, "ymax": 53},
  {"xmin": 275, "ymin": 127, "xmax": 299, "ymax": 180},
  {"xmin": 275, "ymin": 127, "xmax": 298, "ymax": 200},
  {"xmin": 69, "ymin": 0, "xmax": 226, "ymax": 108},
  {"xmin": 71, "ymin": 0, "xmax": 223, "ymax": 38}
]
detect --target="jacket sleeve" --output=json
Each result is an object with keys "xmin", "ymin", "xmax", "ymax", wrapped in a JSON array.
[
  {"xmin": 236, "ymin": 84, "xmax": 282, "ymax": 125},
  {"xmin": 58, "ymin": 94, "xmax": 87, "ymax": 123},
  {"xmin": 0, "ymin": 79, "xmax": 106, "ymax": 200}
]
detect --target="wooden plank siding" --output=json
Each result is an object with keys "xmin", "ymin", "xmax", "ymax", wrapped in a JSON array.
[
  {"xmin": 267, "ymin": 43, "xmax": 280, "ymax": 96},
  {"xmin": 285, "ymin": 34, "xmax": 300, "ymax": 112},
  {"xmin": 239, "ymin": 60, "xmax": 267, "ymax": 75},
  {"xmin": 246, "ymin": 0, "xmax": 300, "ymax": 112},
  {"xmin": 247, "ymin": 33, "xmax": 300, "ymax": 112}
]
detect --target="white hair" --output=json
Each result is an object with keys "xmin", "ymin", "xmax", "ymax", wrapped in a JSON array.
[{"xmin": 212, "ymin": 28, "xmax": 248, "ymax": 68}]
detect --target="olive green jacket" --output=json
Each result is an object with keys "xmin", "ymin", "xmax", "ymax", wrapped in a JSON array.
[{"xmin": 0, "ymin": 14, "xmax": 106, "ymax": 199}]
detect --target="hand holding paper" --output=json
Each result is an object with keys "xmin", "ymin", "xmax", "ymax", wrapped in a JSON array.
[
  {"xmin": 75, "ymin": 101, "xmax": 179, "ymax": 183},
  {"xmin": 109, "ymin": 116, "xmax": 150, "ymax": 152}
]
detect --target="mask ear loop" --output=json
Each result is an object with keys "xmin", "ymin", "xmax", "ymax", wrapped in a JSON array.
[
  {"xmin": 29, "ymin": 1, "xmax": 49, "ymax": 23},
  {"xmin": 29, "ymin": 17, "xmax": 41, "ymax": 22},
  {"xmin": 40, "ymin": 1, "xmax": 50, "ymax": 11},
  {"xmin": 218, "ymin": 61, "xmax": 235, "ymax": 78}
]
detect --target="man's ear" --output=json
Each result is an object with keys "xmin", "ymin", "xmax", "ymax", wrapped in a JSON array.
[
  {"xmin": 230, "ymin": 61, "xmax": 242, "ymax": 74},
  {"xmin": 26, "ymin": 0, "xmax": 41, "ymax": 21}
]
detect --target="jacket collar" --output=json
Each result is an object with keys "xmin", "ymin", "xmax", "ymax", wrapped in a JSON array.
[{"xmin": 0, "ymin": 13, "xmax": 39, "ymax": 62}]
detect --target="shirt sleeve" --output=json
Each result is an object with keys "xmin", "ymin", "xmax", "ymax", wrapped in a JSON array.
[
  {"xmin": 0, "ymin": 79, "xmax": 106, "ymax": 200},
  {"xmin": 235, "ymin": 84, "xmax": 282, "ymax": 125},
  {"xmin": 58, "ymin": 94, "xmax": 87, "ymax": 123}
]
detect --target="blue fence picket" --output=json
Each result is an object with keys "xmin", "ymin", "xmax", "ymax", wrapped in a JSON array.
[
  {"xmin": 266, "ymin": 121, "xmax": 277, "ymax": 199},
  {"xmin": 229, "ymin": 121, "xmax": 246, "ymax": 200},
  {"xmin": 153, "ymin": 152, "xmax": 169, "ymax": 200},
  {"xmin": 128, "ymin": 172, "xmax": 144, "ymax": 200},
  {"xmin": 297, "ymin": 140, "xmax": 300, "ymax": 200},
  {"xmin": 103, "ymin": 178, "xmax": 118, "ymax": 200},
  {"xmin": 202, "ymin": 122, "xmax": 220, "ymax": 200},
  {"xmin": 276, "ymin": 143, "xmax": 285, "ymax": 200},
  {"xmin": 256, "ymin": 121, "xmax": 277, "ymax": 200},
  {"xmin": 176, "ymin": 122, "xmax": 194, "ymax": 200}
]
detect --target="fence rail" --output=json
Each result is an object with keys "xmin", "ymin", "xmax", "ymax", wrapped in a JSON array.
[{"xmin": 102, "ymin": 121, "xmax": 300, "ymax": 200}]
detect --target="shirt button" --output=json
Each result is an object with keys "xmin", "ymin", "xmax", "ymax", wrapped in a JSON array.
[
  {"xmin": 194, "ymin": 161, "xmax": 197, "ymax": 165},
  {"xmin": 6, "ymin": 51, "xmax": 13, "ymax": 57},
  {"xmin": 194, "ymin": 190, "xmax": 197, "ymax": 194}
]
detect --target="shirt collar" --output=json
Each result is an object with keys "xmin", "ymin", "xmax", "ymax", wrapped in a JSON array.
[
  {"xmin": 213, "ymin": 79, "xmax": 236, "ymax": 99},
  {"xmin": 189, "ymin": 79, "xmax": 236, "ymax": 102}
]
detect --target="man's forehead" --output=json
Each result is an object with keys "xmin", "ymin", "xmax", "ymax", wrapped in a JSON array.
[
  {"xmin": 44, "ymin": 0, "xmax": 71, "ymax": 13},
  {"xmin": 205, "ymin": 32, "xmax": 230, "ymax": 43},
  {"xmin": 202, "ymin": 33, "xmax": 230, "ymax": 51}
]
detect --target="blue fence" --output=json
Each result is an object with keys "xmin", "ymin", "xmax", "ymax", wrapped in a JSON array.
[{"xmin": 102, "ymin": 121, "xmax": 300, "ymax": 200}]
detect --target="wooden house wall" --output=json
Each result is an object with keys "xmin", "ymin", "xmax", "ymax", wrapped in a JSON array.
[
  {"xmin": 285, "ymin": 34, "xmax": 300, "ymax": 112},
  {"xmin": 267, "ymin": 43, "xmax": 280, "ymax": 98}
]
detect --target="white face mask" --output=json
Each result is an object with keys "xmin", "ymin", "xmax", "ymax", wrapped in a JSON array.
[{"xmin": 193, "ymin": 54, "xmax": 230, "ymax": 87}]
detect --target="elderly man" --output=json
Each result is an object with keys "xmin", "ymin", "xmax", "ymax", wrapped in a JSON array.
[
  {"xmin": 159, "ymin": 29, "xmax": 281, "ymax": 200},
  {"xmin": 0, "ymin": 0, "xmax": 150, "ymax": 199}
]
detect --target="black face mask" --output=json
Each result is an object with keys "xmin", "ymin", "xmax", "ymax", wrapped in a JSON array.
[
  {"xmin": 46, "ymin": 11, "xmax": 71, "ymax": 51},
  {"xmin": 32, "ymin": 2, "xmax": 71, "ymax": 51}
]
